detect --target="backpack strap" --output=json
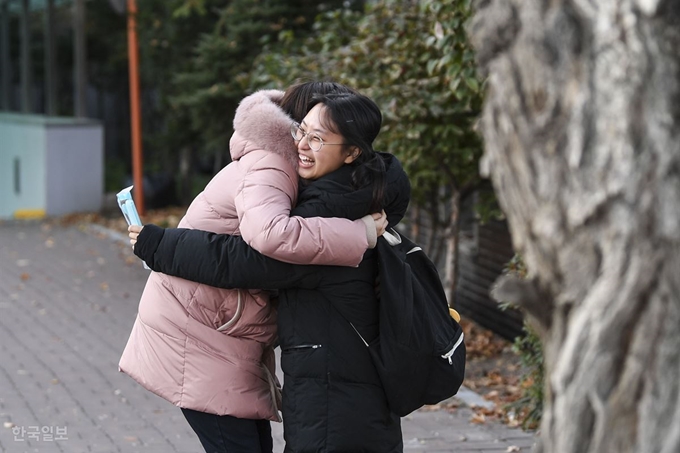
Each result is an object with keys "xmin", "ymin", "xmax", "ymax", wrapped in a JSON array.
[
  {"xmin": 382, "ymin": 229, "xmax": 402, "ymax": 246},
  {"xmin": 383, "ymin": 229, "xmax": 422, "ymax": 254}
]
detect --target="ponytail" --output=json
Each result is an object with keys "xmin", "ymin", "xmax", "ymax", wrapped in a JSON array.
[{"xmin": 351, "ymin": 150, "xmax": 386, "ymax": 213}]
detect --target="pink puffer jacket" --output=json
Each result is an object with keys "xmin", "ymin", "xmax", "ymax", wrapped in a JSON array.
[{"xmin": 119, "ymin": 90, "xmax": 374, "ymax": 421}]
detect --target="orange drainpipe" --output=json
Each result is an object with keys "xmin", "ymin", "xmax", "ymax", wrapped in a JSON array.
[{"xmin": 127, "ymin": 0, "xmax": 145, "ymax": 215}]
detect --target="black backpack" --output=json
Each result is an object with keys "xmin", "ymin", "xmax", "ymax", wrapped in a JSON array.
[{"xmin": 352, "ymin": 229, "xmax": 466, "ymax": 417}]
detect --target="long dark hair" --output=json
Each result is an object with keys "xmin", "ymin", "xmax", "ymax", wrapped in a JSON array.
[
  {"xmin": 279, "ymin": 80, "xmax": 356, "ymax": 122},
  {"xmin": 310, "ymin": 92, "xmax": 386, "ymax": 212}
]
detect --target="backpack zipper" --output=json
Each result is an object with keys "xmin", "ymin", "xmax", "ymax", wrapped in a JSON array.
[
  {"xmin": 284, "ymin": 344, "xmax": 323, "ymax": 351},
  {"xmin": 441, "ymin": 332, "xmax": 465, "ymax": 364}
]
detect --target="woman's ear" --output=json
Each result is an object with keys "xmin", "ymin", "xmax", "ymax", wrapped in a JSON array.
[{"xmin": 344, "ymin": 146, "xmax": 362, "ymax": 164}]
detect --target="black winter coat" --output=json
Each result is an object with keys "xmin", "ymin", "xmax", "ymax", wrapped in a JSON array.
[{"xmin": 135, "ymin": 154, "xmax": 411, "ymax": 453}]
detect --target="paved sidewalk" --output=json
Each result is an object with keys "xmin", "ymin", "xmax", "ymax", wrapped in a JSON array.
[{"xmin": 0, "ymin": 221, "xmax": 535, "ymax": 453}]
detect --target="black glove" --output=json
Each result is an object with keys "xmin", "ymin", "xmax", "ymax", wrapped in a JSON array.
[{"xmin": 133, "ymin": 224, "xmax": 165, "ymax": 266}]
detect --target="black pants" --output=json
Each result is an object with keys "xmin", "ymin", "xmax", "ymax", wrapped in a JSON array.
[{"xmin": 181, "ymin": 408, "xmax": 273, "ymax": 453}]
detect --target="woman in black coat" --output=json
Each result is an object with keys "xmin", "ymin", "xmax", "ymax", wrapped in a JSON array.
[{"xmin": 132, "ymin": 93, "xmax": 411, "ymax": 452}]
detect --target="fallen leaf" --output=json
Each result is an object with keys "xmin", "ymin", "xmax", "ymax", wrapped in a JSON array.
[
  {"xmin": 485, "ymin": 390, "xmax": 499, "ymax": 400},
  {"xmin": 470, "ymin": 412, "xmax": 486, "ymax": 424},
  {"xmin": 420, "ymin": 404, "xmax": 442, "ymax": 411}
]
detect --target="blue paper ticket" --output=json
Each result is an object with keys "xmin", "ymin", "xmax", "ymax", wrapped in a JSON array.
[
  {"xmin": 116, "ymin": 185, "xmax": 150, "ymax": 269},
  {"xmin": 116, "ymin": 185, "xmax": 142, "ymax": 226}
]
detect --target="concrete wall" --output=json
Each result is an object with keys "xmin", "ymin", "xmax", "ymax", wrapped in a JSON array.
[
  {"xmin": 0, "ymin": 113, "xmax": 103, "ymax": 219},
  {"xmin": 0, "ymin": 116, "xmax": 46, "ymax": 218}
]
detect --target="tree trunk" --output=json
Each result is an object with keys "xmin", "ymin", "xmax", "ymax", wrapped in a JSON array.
[
  {"xmin": 178, "ymin": 146, "xmax": 193, "ymax": 206},
  {"xmin": 442, "ymin": 191, "xmax": 460, "ymax": 306},
  {"xmin": 470, "ymin": 1, "xmax": 680, "ymax": 452},
  {"xmin": 409, "ymin": 204, "xmax": 421, "ymax": 239}
]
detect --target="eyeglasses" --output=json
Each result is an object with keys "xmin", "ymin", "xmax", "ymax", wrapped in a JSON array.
[{"xmin": 291, "ymin": 122, "xmax": 344, "ymax": 152}]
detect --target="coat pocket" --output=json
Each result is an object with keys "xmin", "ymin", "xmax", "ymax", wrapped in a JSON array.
[{"xmin": 281, "ymin": 344, "xmax": 325, "ymax": 379}]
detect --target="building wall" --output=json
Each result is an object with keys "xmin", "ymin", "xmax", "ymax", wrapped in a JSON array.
[
  {"xmin": 0, "ymin": 113, "xmax": 103, "ymax": 219},
  {"xmin": 45, "ymin": 123, "xmax": 103, "ymax": 216},
  {"xmin": 0, "ymin": 114, "xmax": 47, "ymax": 218}
]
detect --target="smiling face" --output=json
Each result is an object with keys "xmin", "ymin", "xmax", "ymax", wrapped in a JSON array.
[{"xmin": 296, "ymin": 103, "xmax": 359, "ymax": 181}]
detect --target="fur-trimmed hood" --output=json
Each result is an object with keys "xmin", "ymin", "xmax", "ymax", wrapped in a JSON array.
[{"xmin": 230, "ymin": 89, "xmax": 299, "ymax": 170}]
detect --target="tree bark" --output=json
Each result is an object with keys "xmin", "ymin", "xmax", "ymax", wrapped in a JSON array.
[
  {"xmin": 443, "ymin": 191, "xmax": 460, "ymax": 306},
  {"xmin": 470, "ymin": 1, "xmax": 680, "ymax": 452}
]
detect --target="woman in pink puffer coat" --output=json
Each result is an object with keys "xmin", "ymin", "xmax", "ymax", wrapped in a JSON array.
[{"xmin": 118, "ymin": 83, "xmax": 381, "ymax": 453}]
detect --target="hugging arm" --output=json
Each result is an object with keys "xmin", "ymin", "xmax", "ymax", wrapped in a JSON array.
[
  {"xmin": 236, "ymin": 166, "xmax": 377, "ymax": 266},
  {"xmin": 135, "ymin": 225, "xmax": 321, "ymax": 290}
]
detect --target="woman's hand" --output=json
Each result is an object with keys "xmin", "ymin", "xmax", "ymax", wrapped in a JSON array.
[
  {"xmin": 128, "ymin": 225, "xmax": 144, "ymax": 248},
  {"xmin": 372, "ymin": 210, "xmax": 388, "ymax": 237}
]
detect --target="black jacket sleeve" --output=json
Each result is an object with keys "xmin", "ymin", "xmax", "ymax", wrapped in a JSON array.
[{"xmin": 134, "ymin": 225, "xmax": 321, "ymax": 290}]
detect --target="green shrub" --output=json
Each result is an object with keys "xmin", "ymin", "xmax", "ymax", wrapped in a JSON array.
[
  {"xmin": 104, "ymin": 158, "xmax": 128, "ymax": 193},
  {"xmin": 501, "ymin": 254, "xmax": 544, "ymax": 429},
  {"xmin": 510, "ymin": 321, "xmax": 544, "ymax": 429}
]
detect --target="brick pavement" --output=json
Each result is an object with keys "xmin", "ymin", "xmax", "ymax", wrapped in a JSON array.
[{"xmin": 0, "ymin": 221, "xmax": 535, "ymax": 453}]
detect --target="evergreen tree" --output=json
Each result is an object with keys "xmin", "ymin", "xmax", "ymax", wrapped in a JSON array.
[
  {"xmin": 171, "ymin": 0, "xmax": 355, "ymax": 178},
  {"xmin": 247, "ymin": 0, "xmax": 485, "ymax": 300}
]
